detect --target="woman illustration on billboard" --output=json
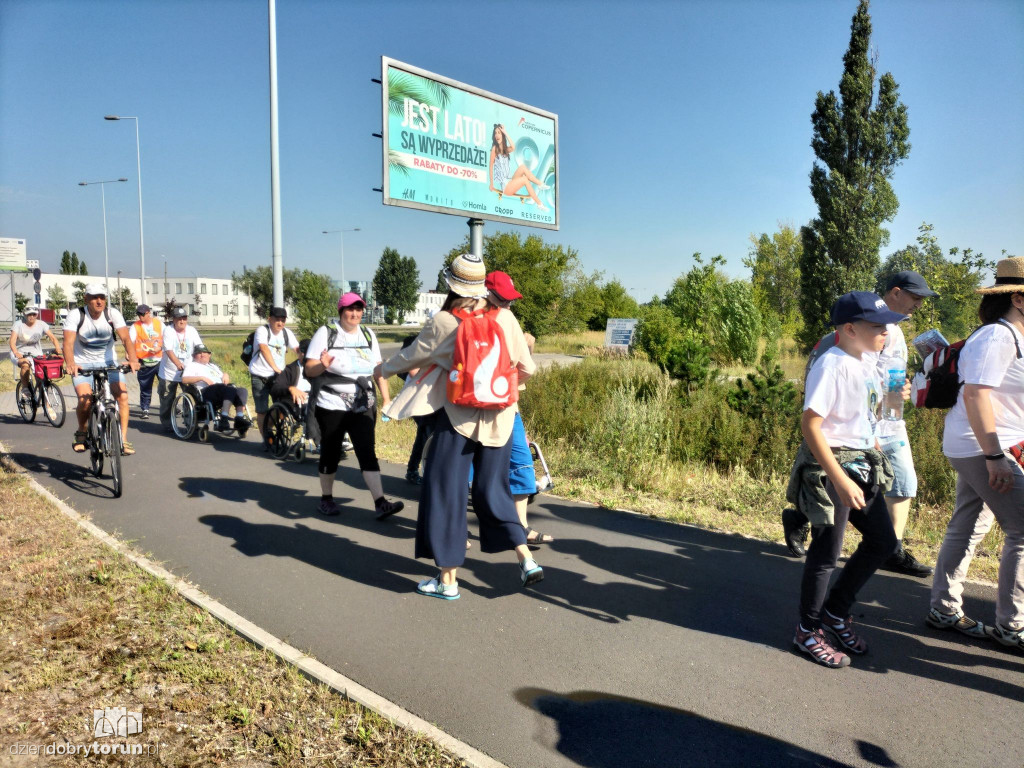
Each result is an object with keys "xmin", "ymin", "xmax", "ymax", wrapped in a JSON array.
[{"xmin": 489, "ymin": 124, "xmax": 550, "ymax": 211}]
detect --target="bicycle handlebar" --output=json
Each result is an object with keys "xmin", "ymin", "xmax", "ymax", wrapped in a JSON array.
[{"xmin": 79, "ymin": 364, "xmax": 133, "ymax": 375}]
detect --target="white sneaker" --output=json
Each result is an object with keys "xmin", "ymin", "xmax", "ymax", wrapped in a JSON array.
[
  {"xmin": 416, "ymin": 576, "xmax": 460, "ymax": 600},
  {"xmin": 341, "ymin": 439, "xmax": 354, "ymax": 452},
  {"xmin": 520, "ymin": 558, "xmax": 544, "ymax": 588}
]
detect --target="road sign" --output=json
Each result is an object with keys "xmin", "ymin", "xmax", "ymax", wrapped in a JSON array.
[
  {"xmin": 604, "ymin": 318, "xmax": 639, "ymax": 351},
  {"xmin": 0, "ymin": 237, "xmax": 27, "ymax": 271}
]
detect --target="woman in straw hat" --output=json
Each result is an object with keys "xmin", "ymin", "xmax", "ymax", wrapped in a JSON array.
[
  {"xmin": 927, "ymin": 256, "xmax": 1024, "ymax": 651},
  {"xmin": 375, "ymin": 253, "xmax": 541, "ymax": 600}
]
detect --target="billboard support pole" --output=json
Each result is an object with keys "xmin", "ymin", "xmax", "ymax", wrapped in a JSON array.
[{"xmin": 468, "ymin": 218, "xmax": 484, "ymax": 258}]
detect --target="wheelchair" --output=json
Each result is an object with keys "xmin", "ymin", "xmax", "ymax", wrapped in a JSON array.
[
  {"xmin": 171, "ymin": 384, "xmax": 253, "ymax": 443},
  {"xmin": 263, "ymin": 399, "xmax": 312, "ymax": 461}
]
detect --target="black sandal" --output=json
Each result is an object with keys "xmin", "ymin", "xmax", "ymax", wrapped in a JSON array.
[
  {"xmin": 72, "ymin": 431, "xmax": 88, "ymax": 453},
  {"xmin": 526, "ymin": 530, "xmax": 554, "ymax": 546}
]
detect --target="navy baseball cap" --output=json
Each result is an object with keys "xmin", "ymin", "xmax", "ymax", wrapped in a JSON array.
[
  {"xmin": 885, "ymin": 270, "xmax": 939, "ymax": 298},
  {"xmin": 830, "ymin": 292, "xmax": 909, "ymax": 326}
]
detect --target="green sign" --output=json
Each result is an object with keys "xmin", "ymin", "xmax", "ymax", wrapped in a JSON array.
[{"xmin": 381, "ymin": 58, "xmax": 558, "ymax": 230}]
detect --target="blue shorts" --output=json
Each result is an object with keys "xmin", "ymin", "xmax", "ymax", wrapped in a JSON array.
[
  {"xmin": 72, "ymin": 369, "xmax": 125, "ymax": 389},
  {"xmin": 467, "ymin": 411, "xmax": 537, "ymax": 496},
  {"xmin": 880, "ymin": 435, "xmax": 917, "ymax": 499}
]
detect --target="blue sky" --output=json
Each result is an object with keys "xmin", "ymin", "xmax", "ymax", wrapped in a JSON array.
[{"xmin": 1, "ymin": 0, "xmax": 1021, "ymax": 302}]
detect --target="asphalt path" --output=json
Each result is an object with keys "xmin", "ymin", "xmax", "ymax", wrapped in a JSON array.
[{"xmin": 1, "ymin": 405, "xmax": 1022, "ymax": 768}]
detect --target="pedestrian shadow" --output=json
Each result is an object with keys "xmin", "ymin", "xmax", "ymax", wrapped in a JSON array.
[
  {"xmin": 513, "ymin": 687, "xmax": 870, "ymax": 768},
  {"xmin": 178, "ymin": 476, "xmax": 352, "ymax": 519},
  {"xmin": 531, "ymin": 502, "xmax": 1023, "ymax": 704},
  {"xmin": 272, "ymin": 455, "xmax": 426, "ymax": 506},
  {"xmin": 7, "ymin": 450, "xmax": 119, "ymax": 499},
  {"xmin": 197, "ymin": 514, "xmax": 427, "ymax": 595}
]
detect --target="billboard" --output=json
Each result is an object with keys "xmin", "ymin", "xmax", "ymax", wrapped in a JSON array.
[
  {"xmin": 0, "ymin": 237, "xmax": 27, "ymax": 271},
  {"xmin": 381, "ymin": 57, "xmax": 558, "ymax": 230}
]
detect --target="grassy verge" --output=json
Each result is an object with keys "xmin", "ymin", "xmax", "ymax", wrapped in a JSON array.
[{"xmin": 0, "ymin": 455, "xmax": 466, "ymax": 767}]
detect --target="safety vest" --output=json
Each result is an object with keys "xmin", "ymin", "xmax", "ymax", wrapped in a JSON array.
[{"xmin": 133, "ymin": 318, "xmax": 164, "ymax": 360}]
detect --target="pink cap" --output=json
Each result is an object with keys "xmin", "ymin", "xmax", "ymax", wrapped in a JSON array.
[{"xmin": 338, "ymin": 292, "xmax": 366, "ymax": 309}]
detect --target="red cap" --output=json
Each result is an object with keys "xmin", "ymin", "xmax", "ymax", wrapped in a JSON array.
[{"xmin": 485, "ymin": 271, "xmax": 523, "ymax": 301}]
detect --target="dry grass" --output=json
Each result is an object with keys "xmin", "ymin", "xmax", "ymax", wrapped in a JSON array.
[{"xmin": 0, "ymin": 454, "xmax": 466, "ymax": 767}]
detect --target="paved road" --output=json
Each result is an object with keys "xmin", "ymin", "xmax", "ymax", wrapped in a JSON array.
[{"xmin": 1, "ymin": 403, "xmax": 1021, "ymax": 768}]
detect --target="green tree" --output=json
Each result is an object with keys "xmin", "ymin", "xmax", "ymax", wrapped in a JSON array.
[
  {"xmin": 292, "ymin": 270, "xmax": 336, "ymax": 338},
  {"xmin": 635, "ymin": 303, "xmax": 712, "ymax": 389},
  {"xmin": 718, "ymin": 281, "xmax": 763, "ymax": 366},
  {"xmin": 113, "ymin": 287, "xmax": 137, "ymax": 315},
  {"xmin": 60, "ymin": 250, "xmax": 72, "ymax": 274},
  {"xmin": 79, "ymin": 260, "xmax": 88, "ymax": 275},
  {"xmin": 663, "ymin": 254, "xmax": 727, "ymax": 340},
  {"xmin": 744, "ymin": 224, "xmax": 802, "ymax": 333},
  {"xmin": 588, "ymin": 278, "xmax": 641, "ymax": 331},
  {"xmin": 372, "ymin": 247, "xmax": 420, "ymax": 324},
  {"xmin": 798, "ymin": 0, "xmax": 911, "ymax": 348},
  {"xmin": 71, "ymin": 280, "xmax": 87, "ymax": 307},
  {"xmin": 45, "ymin": 284, "xmax": 68, "ymax": 310},
  {"xmin": 231, "ymin": 266, "xmax": 303, "ymax": 319},
  {"xmin": 15, "ymin": 293, "xmax": 29, "ymax": 314},
  {"xmin": 69, "ymin": 252, "xmax": 80, "ymax": 274}
]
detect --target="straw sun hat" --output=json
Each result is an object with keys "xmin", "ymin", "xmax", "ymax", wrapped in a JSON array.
[
  {"xmin": 444, "ymin": 253, "xmax": 488, "ymax": 298},
  {"xmin": 976, "ymin": 256, "xmax": 1024, "ymax": 294}
]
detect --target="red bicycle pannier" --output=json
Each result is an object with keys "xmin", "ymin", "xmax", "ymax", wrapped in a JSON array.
[{"xmin": 33, "ymin": 355, "xmax": 65, "ymax": 380}]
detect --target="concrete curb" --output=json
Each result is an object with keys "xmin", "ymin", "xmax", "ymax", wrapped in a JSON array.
[{"xmin": 1, "ymin": 443, "xmax": 509, "ymax": 768}]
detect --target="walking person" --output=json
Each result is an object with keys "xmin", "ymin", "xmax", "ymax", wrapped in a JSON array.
[
  {"xmin": 375, "ymin": 253, "xmax": 540, "ymax": 600},
  {"xmin": 304, "ymin": 292, "xmax": 402, "ymax": 520},
  {"xmin": 927, "ymin": 257, "xmax": 1024, "ymax": 651},
  {"xmin": 63, "ymin": 284, "xmax": 141, "ymax": 454},
  {"xmin": 248, "ymin": 306, "xmax": 299, "ymax": 441},
  {"xmin": 397, "ymin": 334, "xmax": 438, "ymax": 485},
  {"xmin": 786, "ymin": 270, "xmax": 938, "ymax": 577},
  {"xmin": 128, "ymin": 304, "xmax": 163, "ymax": 419},
  {"xmin": 788, "ymin": 292, "xmax": 904, "ymax": 667},
  {"xmin": 158, "ymin": 307, "xmax": 203, "ymax": 432},
  {"xmin": 9, "ymin": 305, "xmax": 60, "ymax": 390}
]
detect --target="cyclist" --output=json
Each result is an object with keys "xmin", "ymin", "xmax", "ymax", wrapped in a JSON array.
[
  {"xmin": 63, "ymin": 284, "xmax": 140, "ymax": 455},
  {"xmin": 9, "ymin": 305, "xmax": 60, "ymax": 390},
  {"xmin": 181, "ymin": 344, "xmax": 252, "ymax": 432}
]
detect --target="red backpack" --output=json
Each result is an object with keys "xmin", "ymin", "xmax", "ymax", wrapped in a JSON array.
[{"xmin": 446, "ymin": 307, "xmax": 518, "ymax": 409}]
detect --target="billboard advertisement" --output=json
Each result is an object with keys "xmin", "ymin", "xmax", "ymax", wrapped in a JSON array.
[
  {"xmin": 381, "ymin": 57, "xmax": 558, "ymax": 230},
  {"xmin": 0, "ymin": 237, "xmax": 27, "ymax": 271}
]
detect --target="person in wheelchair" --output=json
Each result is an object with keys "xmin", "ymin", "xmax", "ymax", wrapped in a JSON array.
[
  {"xmin": 270, "ymin": 338, "xmax": 320, "ymax": 451},
  {"xmin": 180, "ymin": 344, "xmax": 252, "ymax": 432}
]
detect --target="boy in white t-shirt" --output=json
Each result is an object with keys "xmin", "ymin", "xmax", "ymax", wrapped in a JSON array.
[
  {"xmin": 248, "ymin": 306, "xmax": 299, "ymax": 440},
  {"xmin": 792, "ymin": 292, "xmax": 907, "ymax": 668}
]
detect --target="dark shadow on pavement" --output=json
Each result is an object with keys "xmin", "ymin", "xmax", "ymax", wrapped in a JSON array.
[
  {"xmin": 514, "ymin": 687, "xmax": 865, "ymax": 768},
  {"xmin": 8, "ymin": 450, "xmax": 119, "ymax": 499},
  {"xmin": 198, "ymin": 514, "xmax": 429, "ymax": 594}
]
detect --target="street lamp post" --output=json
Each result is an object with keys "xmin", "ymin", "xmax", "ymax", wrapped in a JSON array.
[
  {"xmin": 116, "ymin": 270, "xmax": 123, "ymax": 312},
  {"xmin": 78, "ymin": 178, "xmax": 128, "ymax": 297},
  {"xmin": 321, "ymin": 228, "xmax": 360, "ymax": 291},
  {"xmin": 104, "ymin": 115, "xmax": 146, "ymax": 306}
]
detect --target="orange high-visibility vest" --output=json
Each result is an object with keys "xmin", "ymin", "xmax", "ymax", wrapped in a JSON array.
[{"xmin": 133, "ymin": 318, "xmax": 164, "ymax": 360}]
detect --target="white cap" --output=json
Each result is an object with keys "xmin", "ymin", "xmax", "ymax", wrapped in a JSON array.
[
  {"xmin": 24, "ymin": 305, "xmax": 39, "ymax": 314},
  {"xmin": 83, "ymin": 282, "xmax": 107, "ymax": 297}
]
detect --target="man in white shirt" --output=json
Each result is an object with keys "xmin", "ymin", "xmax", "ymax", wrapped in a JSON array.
[
  {"xmin": 248, "ymin": 306, "xmax": 299, "ymax": 441},
  {"xmin": 181, "ymin": 344, "xmax": 251, "ymax": 433},
  {"xmin": 62, "ymin": 284, "xmax": 140, "ymax": 454},
  {"xmin": 158, "ymin": 306, "xmax": 203, "ymax": 431}
]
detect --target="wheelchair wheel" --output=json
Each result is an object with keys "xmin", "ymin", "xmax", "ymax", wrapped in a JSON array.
[
  {"xmin": 198, "ymin": 425, "xmax": 209, "ymax": 443},
  {"xmin": 172, "ymin": 391, "xmax": 197, "ymax": 440},
  {"xmin": 264, "ymin": 403, "xmax": 294, "ymax": 459},
  {"xmin": 294, "ymin": 440, "xmax": 306, "ymax": 463}
]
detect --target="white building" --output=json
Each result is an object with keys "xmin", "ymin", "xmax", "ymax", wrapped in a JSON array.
[
  {"xmin": 6, "ymin": 271, "xmax": 261, "ymax": 326},
  {"xmin": 407, "ymin": 291, "xmax": 445, "ymax": 324}
]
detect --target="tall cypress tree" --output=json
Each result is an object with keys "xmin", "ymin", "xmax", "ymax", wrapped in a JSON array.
[{"xmin": 798, "ymin": 0, "xmax": 910, "ymax": 347}]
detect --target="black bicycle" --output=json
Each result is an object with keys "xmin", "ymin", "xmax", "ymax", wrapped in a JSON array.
[
  {"xmin": 80, "ymin": 365, "xmax": 131, "ymax": 498},
  {"xmin": 15, "ymin": 353, "xmax": 67, "ymax": 427}
]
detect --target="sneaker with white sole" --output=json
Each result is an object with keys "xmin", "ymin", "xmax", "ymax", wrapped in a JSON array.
[
  {"xmin": 925, "ymin": 608, "xmax": 993, "ymax": 639},
  {"xmin": 520, "ymin": 558, "xmax": 544, "ymax": 588},
  {"xmin": 990, "ymin": 623, "xmax": 1024, "ymax": 652},
  {"xmin": 417, "ymin": 576, "xmax": 460, "ymax": 600}
]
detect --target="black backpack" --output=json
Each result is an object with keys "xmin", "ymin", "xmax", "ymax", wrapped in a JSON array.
[
  {"xmin": 76, "ymin": 305, "xmax": 112, "ymax": 333},
  {"xmin": 240, "ymin": 324, "xmax": 270, "ymax": 366}
]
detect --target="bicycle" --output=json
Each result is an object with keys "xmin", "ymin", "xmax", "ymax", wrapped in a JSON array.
[
  {"xmin": 15, "ymin": 353, "xmax": 67, "ymax": 427},
  {"xmin": 79, "ymin": 364, "xmax": 131, "ymax": 498}
]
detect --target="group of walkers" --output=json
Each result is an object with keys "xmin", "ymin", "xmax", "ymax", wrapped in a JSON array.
[
  {"xmin": 785, "ymin": 258, "xmax": 1024, "ymax": 668},
  {"xmin": 9, "ymin": 256, "xmax": 1023, "ymax": 654}
]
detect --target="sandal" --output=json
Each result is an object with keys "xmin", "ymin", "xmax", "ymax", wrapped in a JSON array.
[
  {"xmin": 526, "ymin": 529, "xmax": 554, "ymax": 546},
  {"xmin": 72, "ymin": 431, "xmax": 88, "ymax": 453},
  {"xmin": 822, "ymin": 611, "xmax": 868, "ymax": 655},
  {"xmin": 121, "ymin": 441, "xmax": 135, "ymax": 456}
]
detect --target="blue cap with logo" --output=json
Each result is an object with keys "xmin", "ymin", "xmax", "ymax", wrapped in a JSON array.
[{"xmin": 830, "ymin": 291, "xmax": 908, "ymax": 326}]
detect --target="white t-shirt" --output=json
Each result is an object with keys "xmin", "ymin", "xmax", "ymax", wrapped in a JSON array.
[
  {"xmin": 943, "ymin": 321, "xmax": 1024, "ymax": 458},
  {"xmin": 182, "ymin": 360, "xmax": 224, "ymax": 392},
  {"xmin": 64, "ymin": 307, "xmax": 127, "ymax": 369},
  {"xmin": 159, "ymin": 324, "xmax": 203, "ymax": 382},
  {"xmin": 803, "ymin": 346, "xmax": 881, "ymax": 450},
  {"xmin": 248, "ymin": 325, "xmax": 298, "ymax": 378},
  {"xmin": 864, "ymin": 322, "xmax": 908, "ymax": 441},
  {"xmin": 306, "ymin": 323, "xmax": 381, "ymax": 411},
  {"xmin": 11, "ymin": 319, "xmax": 50, "ymax": 357}
]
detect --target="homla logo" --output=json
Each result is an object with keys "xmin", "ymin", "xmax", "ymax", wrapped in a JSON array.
[{"xmin": 517, "ymin": 116, "xmax": 552, "ymax": 136}]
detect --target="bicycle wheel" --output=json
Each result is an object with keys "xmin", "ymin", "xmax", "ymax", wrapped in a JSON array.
[
  {"xmin": 264, "ymin": 403, "xmax": 293, "ymax": 459},
  {"xmin": 42, "ymin": 382, "xmax": 67, "ymax": 427},
  {"xmin": 106, "ymin": 415, "xmax": 123, "ymax": 498},
  {"xmin": 15, "ymin": 380, "xmax": 37, "ymax": 423},
  {"xmin": 88, "ymin": 411, "xmax": 104, "ymax": 477}
]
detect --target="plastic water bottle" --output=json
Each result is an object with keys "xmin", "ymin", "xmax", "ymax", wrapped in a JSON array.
[{"xmin": 883, "ymin": 363, "xmax": 906, "ymax": 421}]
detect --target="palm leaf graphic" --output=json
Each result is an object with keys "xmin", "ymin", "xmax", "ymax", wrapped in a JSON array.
[
  {"xmin": 387, "ymin": 71, "xmax": 452, "ymax": 118},
  {"xmin": 388, "ymin": 150, "xmax": 410, "ymax": 177}
]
